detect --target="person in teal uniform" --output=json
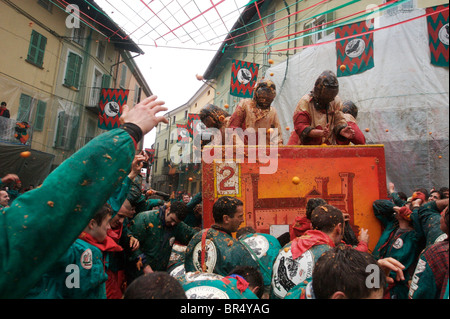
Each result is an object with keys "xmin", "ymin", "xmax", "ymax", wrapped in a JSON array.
[
  {"xmin": 271, "ymin": 204, "xmax": 344, "ymax": 299},
  {"xmin": 285, "ymin": 246, "xmax": 406, "ymax": 299},
  {"xmin": 183, "ymin": 192, "xmax": 203, "ymax": 228},
  {"xmin": 127, "ymin": 173, "xmax": 165, "ymax": 214},
  {"xmin": 237, "ymin": 226, "xmax": 282, "ymax": 298},
  {"xmin": 26, "ymin": 203, "xmax": 122, "ymax": 299},
  {"xmin": 183, "ymin": 266, "xmax": 263, "ymax": 299},
  {"xmin": 409, "ymin": 204, "xmax": 449, "ymax": 299},
  {"xmin": 0, "ymin": 95, "xmax": 168, "ymax": 298},
  {"xmin": 372, "ymin": 200, "xmax": 421, "ymax": 299},
  {"xmin": 128, "ymin": 201, "xmax": 198, "ymax": 280},
  {"xmin": 416, "ymin": 198, "xmax": 449, "ymax": 247},
  {"xmin": 184, "ymin": 196, "xmax": 259, "ymax": 276}
]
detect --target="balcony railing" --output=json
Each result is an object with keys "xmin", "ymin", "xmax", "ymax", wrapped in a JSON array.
[
  {"xmin": 86, "ymin": 87, "xmax": 102, "ymax": 108},
  {"xmin": 0, "ymin": 116, "xmax": 33, "ymax": 146}
]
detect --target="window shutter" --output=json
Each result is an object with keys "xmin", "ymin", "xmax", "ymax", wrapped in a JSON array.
[
  {"xmin": 34, "ymin": 100, "xmax": 47, "ymax": 131},
  {"xmin": 101, "ymin": 74, "xmax": 111, "ymax": 88},
  {"xmin": 73, "ymin": 55, "xmax": 82, "ymax": 89},
  {"xmin": 55, "ymin": 111, "xmax": 65, "ymax": 148},
  {"xmin": 18, "ymin": 94, "xmax": 32, "ymax": 122},
  {"xmin": 69, "ymin": 115, "xmax": 80, "ymax": 150},
  {"xmin": 303, "ymin": 21, "xmax": 312, "ymax": 46},
  {"xmin": 36, "ymin": 36, "xmax": 47, "ymax": 66},
  {"xmin": 120, "ymin": 65, "xmax": 127, "ymax": 88},
  {"xmin": 65, "ymin": 53, "xmax": 76, "ymax": 86},
  {"xmin": 326, "ymin": 11, "xmax": 335, "ymax": 35},
  {"xmin": 27, "ymin": 31, "xmax": 38, "ymax": 61}
]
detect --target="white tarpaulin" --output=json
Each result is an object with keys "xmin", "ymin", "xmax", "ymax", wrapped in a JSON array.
[{"xmin": 267, "ymin": 9, "xmax": 449, "ymax": 195}]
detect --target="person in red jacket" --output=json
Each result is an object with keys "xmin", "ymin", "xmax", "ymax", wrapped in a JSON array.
[
  {"xmin": 288, "ymin": 71, "xmax": 355, "ymax": 145},
  {"xmin": 342, "ymin": 100, "xmax": 366, "ymax": 145}
]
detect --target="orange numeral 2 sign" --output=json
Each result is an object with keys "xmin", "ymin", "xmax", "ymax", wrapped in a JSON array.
[{"xmin": 202, "ymin": 145, "xmax": 387, "ymax": 251}]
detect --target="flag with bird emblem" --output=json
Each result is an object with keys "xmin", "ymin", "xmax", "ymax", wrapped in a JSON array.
[
  {"xmin": 177, "ymin": 124, "xmax": 189, "ymax": 143},
  {"xmin": 98, "ymin": 89, "xmax": 129, "ymax": 130},
  {"xmin": 335, "ymin": 20, "xmax": 374, "ymax": 77},
  {"xmin": 230, "ymin": 59, "xmax": 259, "ymax": 98}
]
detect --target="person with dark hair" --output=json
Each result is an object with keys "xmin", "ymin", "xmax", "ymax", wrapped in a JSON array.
[
  {"xmin": 288, "ymin": 70, "xmax": 355, "ymax": 145},
  {"xmin": 271, "ymin": 204, "xmax": 345, "ymax": 299},
  {"xmin": 387, "ymin": 182, "xmax": 407, "ymax": 207},
  {"xmin": 409, "ymin": 203, "xmax": 449, "ymax": 299},
  {"xmin": 124, "ymin": 272, "xmax": 187, "ymax": 299},
  {"xmin": 439, "ymin": 187, "xmax": 449, "ymax": 199},
  {"xmin": 286, "ymin": 246, "xmax": 405, "ymax": 299},
  {"xmin": 106, "ymin": 199, "xmax": 140, "ymax": 299},
  {"xmin": 0, "ymin": 102, "xmax": 10, "ymax": 118},
  {"xmin": 229, "ymin": 266, "xmax": 264, "ymax": 299},
  {"xmin": 182, "ymin": 266, "xmax": 263, "ymax": 299},
  {"xmin": 341, "ymin": 100, "xmax": 366, "ymax": 145},
  {"xmin": 290, "ymin": 198, "xmax": 327, "ymax": 240},
  {"xmin": 198, "ymin": 104, "xmax": 231, "ymax": 147},
  {"xmin": 372, "ymin": 200, "xmax": 421, "ymax": 299},
  {"xmin": 429, "ymin": 190, "xmax": 443, "ymax": 202},
  {"xmin": 237, "ymin": 226, "xmax": 282, "ymax": 298},
  {"xmin": 184, "ymin": 196, "xmax": 259, "ymax": 276},
  {"xmin": 128, "ymin": 201, "xmax": 198, "ymax": 281},
  {"xmin": 27, "ymin": 203, "xmax": 122, "ymax": 299},
  {"xmin": 183, "ymin": 192, "xmax": 203, "ymax": 229}
]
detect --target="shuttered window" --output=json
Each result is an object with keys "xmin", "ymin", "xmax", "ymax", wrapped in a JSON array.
[
  {"xmin": 54, "ymin": 111, "xmax": 80, "ymax": 150},
  {"xmin": 34, "ymin": 100, "xmax": 47, "ymax": 131},
  {"xmin": 27, "ymin": 30, "xmax": 47, "ymax": 68},
  {"xmin": 64, "ymin": 52, "xmax": 82, "ymax": 89}
]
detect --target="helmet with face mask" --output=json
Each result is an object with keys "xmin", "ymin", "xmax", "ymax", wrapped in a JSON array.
[
  {"xmin": 312, "ymin": 71, "xmax": 339, "ymax": 110},
  {"xmin": 253, "ymin": 79, "xmax": 276, "ymax": 109}
]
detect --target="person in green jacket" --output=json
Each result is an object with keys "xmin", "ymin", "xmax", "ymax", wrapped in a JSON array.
[
  {"xmin": 127, "ymin": 173, "xmax": 165, "ymax": 214},
  {"xmin": 184, "ymin": 196, "xmax": 260, "ymax": 277},
  {"xmin": 409, "ymin": 205, "xmax": 449, "ymax": 299},
  {"xmin": 0, "ymin": 95, "xmax": 168, "ymax": 298},
  {"xmin": 26, "ymin": 203, "xmax": 122, "ymax": 298},
  {"xmin": 183, "ymin": 192, "xmax": 203, "ymax": 228},
  {"xmin": 271, "ymin": 204, "xmax": 344, "ymax": 299},
  {"xmin": 372, "ymin": 200, "xmax": 421, "ymax": 299},
  {"xmin": 416, "ymin": 198, "xmax": 449, "ymax": 247},
  {"xmin": 183, "ymin": 266, "xmax": 263, "ymax": 299},
  {"xmin": 237, "ymin": 226, "xmax": 282, "ymax": 298},
  {"xmin": 128, "ymin": 201, "xmax": 198, "ymax": 281}
]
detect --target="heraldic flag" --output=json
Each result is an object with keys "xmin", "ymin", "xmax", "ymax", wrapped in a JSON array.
[
  {"xmin": 144, "ymin": 148, "xmax": 155, "ymax": 165},
  {"xmin": 336, "ymin": 20, "xmax": 374, "ymax": 77},
  {"xmin": 177, "ymin": 124, "xmax": 189, "ymax": 143},
  {"xmin": 187, "ymin": 113, "xmax": 201, "ymax": 139},
  {"xmin": 98, "ymin": 88, "xmax": 129, "ymax": 130},
  {"xmin": 426, "ymin": 4, "xmax": 449, "ymax": 67},
  {"xmin": 230, "ymin": 59, "xmax": 259, "ymax": 98}
]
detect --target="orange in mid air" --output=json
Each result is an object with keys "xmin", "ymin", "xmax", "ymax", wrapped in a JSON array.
[
  {"xmin": 292, "ymin": 176, "xmax": 300, "ymax": 185},
  {"xmin": 340, "ymin": 65, "xmax": 346, "ymax": 72},
  {"xmin": 20, "ymin": 151, "xmax": 31, "ymax": 158}
]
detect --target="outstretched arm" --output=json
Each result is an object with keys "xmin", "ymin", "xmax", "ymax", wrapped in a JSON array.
[{"xmin": 0, "ymin": 96, "xmax": 167, "ymax": 298}]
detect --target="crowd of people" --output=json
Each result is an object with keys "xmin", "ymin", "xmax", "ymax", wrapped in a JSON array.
[{"xmin": 0, "ymin": 70, "xmax": 448, "ymax": 300}]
